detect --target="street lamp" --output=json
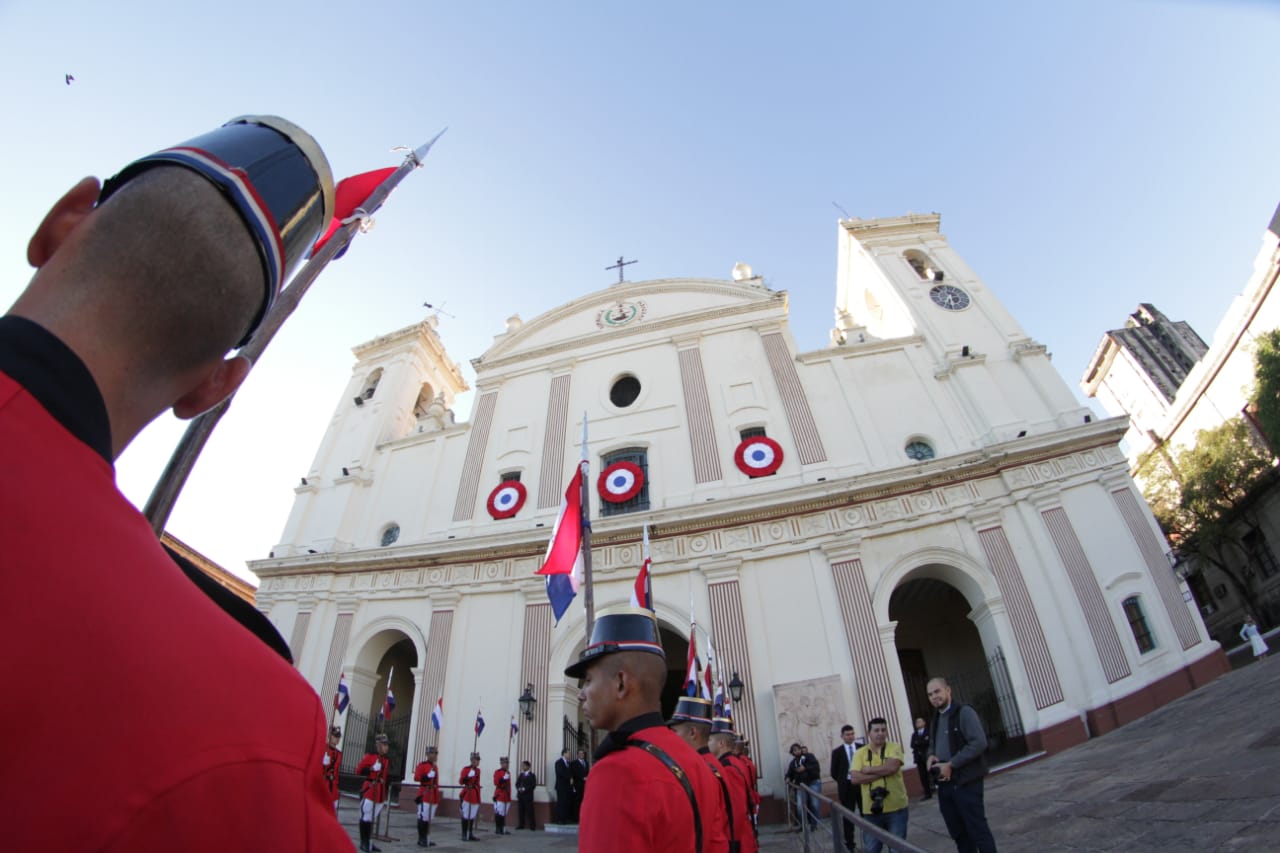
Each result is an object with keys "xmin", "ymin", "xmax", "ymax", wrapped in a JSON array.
[
  {"xmin": 518, "ymin": 683, "xmax": 536, "ymax": 721},
  {"xmin": 728, "ymin": 672, "xmax": 745, "ymax": 703}
]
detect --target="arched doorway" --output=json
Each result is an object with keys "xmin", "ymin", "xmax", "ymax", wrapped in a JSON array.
[
  {"xmin": 346, "ymin": 630, "xmax": 419, "ymax": 782},
  {"xmin": 891, "ymin": 576, "xmax": 1027, "ymax": 764}
]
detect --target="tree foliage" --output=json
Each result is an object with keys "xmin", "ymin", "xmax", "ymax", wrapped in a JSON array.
[{"xmin": 1249, "ymin": 328, "xmax": 1280, "ymax": 450}]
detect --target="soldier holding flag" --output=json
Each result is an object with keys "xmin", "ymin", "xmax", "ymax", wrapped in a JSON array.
[
  {"xmin": 355, "ymin": 734, "xmax": 392, "ymax": 852},
  {"xmin": 493, "ymin": 756, "xmax": 514, "ymax": 835},
  {"xmin": 459, "ymin": 752, "xmax": 483, "ymax": 841},
  {"xmin": 323, "ymin": 726, "xmax": 343, "ymax": 816},
  {"xmin": 413, "ymin": 745, "xmax": 441, "ymax": 848}
]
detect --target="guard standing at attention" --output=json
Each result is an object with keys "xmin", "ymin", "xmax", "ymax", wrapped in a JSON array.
[
  {"xmin": 493, "ymin": 756, "xmax": 513, "ymax": 835},
  {"xmin": 413, "ymin": 745, "xmax": 441, "ymax": 847},
  {"xmin": 668, "ymin": 696, "xmax": 738, "ymax": 853},
  {"xmin": 355, "ymin": 734, "xmax": 392, "ymax": 852},
  {"xmin": 459, "ymin": 752, "xmax": 483, "ymax": 842},
  {"xmin": 710, "ymin": 718, "xmax": 758, "ymax": 853},
  {"xmin": 566, "ymin": 607, "xmax": 730, "ymax": 852},
  {"xmin": 323, "ymin": 726, "xmax": 343, "ymax": 816}
]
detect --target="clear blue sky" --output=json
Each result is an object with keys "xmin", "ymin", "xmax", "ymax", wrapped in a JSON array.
[{"xmin": 2, "ymin": 0, "xmax": 1277, "ymax": 578}]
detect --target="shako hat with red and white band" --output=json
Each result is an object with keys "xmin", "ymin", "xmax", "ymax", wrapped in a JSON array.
[
  {"xmin": 98, "ymin": 115, "xmax": 335, "ymax": 345},
  {"xmin": 667, "ymin": 696, "xmax": 713, "ymax": 727},
  {"xmin": 564, "ymin": 607, "xmax": 665, "ymax": 678}
]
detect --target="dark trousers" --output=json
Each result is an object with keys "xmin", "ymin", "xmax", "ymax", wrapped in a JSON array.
[
  {"xmin": 836, "ymin": 783, "xmax": 859, "ymax": 850},
  {"xmin": 517, "ymin": 795, "xmax": 535, "ymax": 829},
  {"xmin": 937, "ymin": 780, "xmax": 997, "ymax": 853},
  {"xmin": 554, "ymin": 788, "xmax": 572, "ymax": 824},
  {"xmin": 915, "ymin": 761, "xmax": 934, "ymax": 796}
]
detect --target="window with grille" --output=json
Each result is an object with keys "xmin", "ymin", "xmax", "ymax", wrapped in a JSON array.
[
  {"xmin": 740, "ymin": 427, "xmax": 767, "ymax": 440},
  {"xmin": 1122, "ymin": 596, "xmax": 1156, "ymax": 654},
  {"xmin": 600, "ymin": 447, "xmax": 649, "ymax": 517},
  {"xmin": 501, "ymin": 471, "xmax": 521, "ymax": 482}
]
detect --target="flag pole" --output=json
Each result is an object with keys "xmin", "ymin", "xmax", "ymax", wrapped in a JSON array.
[
  {"xmin": 142, "ymin": 129, "xmax": 448, "ymax": 535},
  {"xmin": 581, "ymin": 414, "xmax": 595, "ymax": 643}
]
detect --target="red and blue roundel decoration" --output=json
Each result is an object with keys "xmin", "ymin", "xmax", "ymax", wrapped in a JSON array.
[
  {"xmin": 486, "ymin": 480, "xmax": 527, "ymax": 519},
  {"xmin": 598, "ymin": 461, "xmax": 645, "ymax": 503},
  {"xmin": 734, "ymin": 436, "xmax": 784, "ymax": 477}
]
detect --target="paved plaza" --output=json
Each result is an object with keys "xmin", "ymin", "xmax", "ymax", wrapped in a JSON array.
[{"xmin": 339, "ymin": 655, "xmax": 1277, "ymax": 851}]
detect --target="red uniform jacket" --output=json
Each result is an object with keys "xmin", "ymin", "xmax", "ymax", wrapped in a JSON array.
[
  {"xmin": 357, "ymin": 753, "xmax": 391, "ymax": 803},
  {"xmin": 414, "ymin": 760, "xmax": 441, "ymax": 804},
  {"xmin": 0, "ymin": 322, "xmax": 351, "ymax": 852},
  {"xmin": 720, "ymin": 755, "xmax": 759, "ymax": 853},
  {"xmin": 493, "ymin": 768, "xmax": 512, "ymax": 802},
  {"xmin": 727, "ymin": 754, "xmax": 760, "ymax": 810},
  {"xmin": 459, "ymin": 765, "xmax": 483, "ymax": 804},
  {"xmin": 695, "ymin": 748, "xmax": 738, "ymax": 852},
  {"xmin": 323, "ymin": 746, "xmax": 343, "ymax": 800},
  {"xmin": 579, "ymin": 714, "xmax": 730, "ymax": 853}
]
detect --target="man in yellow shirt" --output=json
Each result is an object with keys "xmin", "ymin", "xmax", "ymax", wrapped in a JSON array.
[{"xmin": 849, "ymin": 717, "xmax": 909, "ymax": 853}]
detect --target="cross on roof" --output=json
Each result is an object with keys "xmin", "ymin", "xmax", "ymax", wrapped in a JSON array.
[{"xmin": 606, "ymin": 255, "xmax": 637, "ymax": 284}]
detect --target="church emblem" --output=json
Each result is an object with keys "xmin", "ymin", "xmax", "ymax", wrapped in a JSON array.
[
  {"xmin": 486, "ymin": 481, "xmax": 527, "ymax": 519},
  {"xmin": 598, "ymin": 461, "xmax": 645, "ymax": 503},
  {"xmin": 734, "ymin": 436, "xmax": 784, "ymax": 477},
  {"xmin": 596, "ymin": 300, "xmax": 646, "ymax": 329}
]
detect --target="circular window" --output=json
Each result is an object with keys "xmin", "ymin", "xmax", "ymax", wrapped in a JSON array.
[
  {"xmin": 610, "ymin": 375, "xmax": 641, "ymax": 408},
  {"xmin": 905, "ymin": 441, "xmax": 935, "ymax": 461},
  {"xmin": 929, "ymin": 284, "xmax": 970, "ymax": 311},
  {"xmin": 380, "ymin": 524, "xmax": 401, "ymax": 547}
]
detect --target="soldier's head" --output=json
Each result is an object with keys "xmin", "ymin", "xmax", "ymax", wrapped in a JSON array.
[
  {"xmin": 328, "ymin": 726, "xmax": 342, "ymax": 746},
  {"xmin": 375, "ymin": 734, "xmax": 390, "ymax": 755},
  {"xmin": 708, "ymin": 717, "xmax": 735, "ymax": 757},
  {"xmin": 500, "ymin": 756, "xmax": 510, "ymax": 767},
  {"xmin": 566, "ymin": 609, "xmax": 667, "ymax": 732},
  {"xmin": 426, "ymin": 745, "xmax": 438, "ymax": 760},
  {"xmin": 668, "ymin": 696, "xmax": 713, "ymax": 749},
  {"xmin": 470, "ymin": 752, "xmax": 481, "ymax": 766}
]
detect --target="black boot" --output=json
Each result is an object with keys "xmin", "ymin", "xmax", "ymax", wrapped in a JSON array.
[
  {"xmin": 424, "ymin": 820, "xmax": 436, "ymax": 846},
  {"xmin": 496, "ymin": 815, "xmax": 506, "ymax": 835},
  {"xmin": 468, "ymin": 818, "xmax": 479, "ymax": 841},
  {"xmin": 417, "ymin": 819, "xmax": 427, "ymax": 847},
  {"xmin": 359, "ymin": 821, "xmax": 372, "ymax": 852},
  {"xmin": 463, "ymin": 819, "xmax": 470, "ymax": 841}
]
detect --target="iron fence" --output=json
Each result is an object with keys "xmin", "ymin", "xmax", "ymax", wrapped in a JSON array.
[
  {"xmin": 783, "ymin": 780, "xmax": 931, "ymax": 853},
  {"xmin": 339, "ymin": 709, "xmax": 411, "ymax": 798}
]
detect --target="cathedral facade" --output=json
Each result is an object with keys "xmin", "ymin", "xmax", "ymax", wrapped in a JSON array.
[{"xmin": 251, "ymin": 213, "xmax": 1225, "ymax": 815}]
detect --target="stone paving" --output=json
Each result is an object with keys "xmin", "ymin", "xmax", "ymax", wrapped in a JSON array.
[{"xmin": 339, "ymin": 656, "xmax": 1279, "ymax": 851}]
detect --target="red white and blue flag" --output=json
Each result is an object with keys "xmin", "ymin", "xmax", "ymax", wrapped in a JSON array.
[
  {"xmin": 702, "ymin": 642, "xmax": 714, "ymax": 702},
  {"xmin": 379, "ymin": 668, "xmax": 396, "ymax": 721},
  {"xmin": 475, "ymin": 709, "xmax": 486, "ymax": 736},
  {"xmin": 310, "ymin": 167, "xmax": 398, "ymax": 258},
  {"xmin": 334, "ymin": 672, "xmax": 351, "ymax": 714},
  {"xmin": 629, "ymin": 524, "xmax": 653, "ymax": 611},
  {"xmin": 536, "ymin": 465, "xmax": 586, "ymax": 623},
  {"xmin": 510, "ymin": 716, "xmax": 519, "ymax": 738},
  {"xmin": 714, "ymin": 680, "xmax": 728, "ymax": 719},
  {"xmin": 684, "ymin": 621, "xmax": 701, "ymax": 697},
  {"xmin": 432, "ymin": 696, "xmax": 445, "ymax": 731}
]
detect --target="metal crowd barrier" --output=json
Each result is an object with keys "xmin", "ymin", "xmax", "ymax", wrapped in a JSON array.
[{"xmin": 783, "ymin": 780, "xmax": 932, "ymax": 853}]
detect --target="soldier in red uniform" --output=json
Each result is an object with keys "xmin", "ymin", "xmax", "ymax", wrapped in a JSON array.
[
  {"xmin": 322, "ymin": 726, "xmax": 344, "ymax": 816},
  {"xmin": 566, "ymin": 608, "xmax": 730, "ymax": 853},
  {"xmin": 711, "ymin": 719, "xmax": 759, "ymax": 853},
  {"xmin": 669, "ymin": 696, "xmax": 739, "ymax": 853},
  {"xmin": 735, "ymin": 738, "xmax": 761, "ymax": 831},
  {"xmin": 492, "ymin": 755, "xmax": 513, "ymax": 835},
  {"xmin": 355, "ymin": 734, "xmax": 392, "ymax": 852},
  {"xmin": 459, "ymin": 752, "xmax": 483, "ymax": 842},
  {"xmin": 413, "ymin": 745, "xmax": 441, "ymax": 848}
]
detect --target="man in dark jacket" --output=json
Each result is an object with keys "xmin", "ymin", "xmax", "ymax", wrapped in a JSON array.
[
  {"xmin": 516, "ymin": 760, "xmax": 537, "ymax": 830},
  {"xmin": 910, "ymin": 717, "xmax": 934, "ymax": 800},
  {"xmin": 784, "ymin": 743, "xmax": 821, "ymax": 829},
  {"xmin": 927, "ymin": 677, "xmax": 997, "ymax": 853},
  {"xmin": 830, "ymin": 724, "xmax": 862, "ymax": 850},
  {"xmin": 571, "ymin": 749, "xmax": 589, "ymax": 822},
  {"xmin": 553, "ymin": 748, "xmax": 573, "ymax": 824}
]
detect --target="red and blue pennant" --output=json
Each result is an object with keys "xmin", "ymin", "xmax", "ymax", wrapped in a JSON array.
[
  {"xmin": 734, "ymin": 436, "xmax": 783, "ymax": 477},
  {"xmin": 486, "ymin": 480, "xmax": 527, "ymax": 519},
  {"xmin": 598, "ymin": 461, "xmax": 644, "ymax": 503}
]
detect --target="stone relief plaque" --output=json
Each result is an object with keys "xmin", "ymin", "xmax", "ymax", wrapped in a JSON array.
[{"xmin": 773, "ymin": 674, "xmax": 846, "ymax": 764}]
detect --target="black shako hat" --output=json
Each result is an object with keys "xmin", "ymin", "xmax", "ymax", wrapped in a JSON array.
[
  {"xmin": 98, "ymin": 115, "xmax": 335, "ymax": 345},
  {"xmin": 564, "ymin": 608, "xmax": 665, "ymax": 679},
  {"xmin": 710, "ymin": 716, "xmax": 736, "ymax": 736},
  {"xmin": 667, "ymin": 696, "xmax": 713, "ymax": 727}
]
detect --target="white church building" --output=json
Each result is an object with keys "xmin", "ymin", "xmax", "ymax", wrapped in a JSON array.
[{"xmin": 251, "ymin": 213, "xmax": 1225, "ymax": 819}]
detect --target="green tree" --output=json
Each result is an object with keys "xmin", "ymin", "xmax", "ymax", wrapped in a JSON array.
[{"xmin": 1249, "ymin": 328, "xmax": 1280, "ymax": 451}]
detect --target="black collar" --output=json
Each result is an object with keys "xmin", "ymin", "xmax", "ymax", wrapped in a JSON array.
[
  {"xmin": 594, "ymin": 711, "xmax": 666, "ymax": 761},
  {"xmin": 0, "ymin": 315, "xmax": 111, "ymax": 462}
]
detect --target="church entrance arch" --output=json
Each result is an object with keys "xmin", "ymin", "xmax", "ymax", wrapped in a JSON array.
[
  {"xmin": 891, "ymin": 574, "xmax": 1027, "ymax": 765},
  {"xmin": 345, "ymin": 630, "xmax": 419, "ymax": 781}
]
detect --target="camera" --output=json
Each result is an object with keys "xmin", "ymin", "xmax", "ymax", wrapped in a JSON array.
[
  {"xmin": 929, "ymin": 764, "xmax": 942, "ymax": 781},
  {"xmin": 869, "ymin": 786, "xmax": 889, "ymax": 815}
]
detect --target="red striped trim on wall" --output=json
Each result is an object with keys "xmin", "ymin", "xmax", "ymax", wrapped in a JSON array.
[
  {"xmin": 1110, "ymin": 488, "xmax": 1201, "ymax": 650},
  {"xmin": 538, "ymin": 376, "xmax": 573, "ymax": 508},
  {"xmin": 977, "ymin": 527, "xmax": 1065, "ymax": 709},
  {"xmin": 678, "ymin": 347, "xmax": 724, "ymax": 484},
  {"xmin": 452, "ymin": 392, "xmax": 499, "ymax": 521},
  {"xmin": 1041, "ymin": 507, "xmax": 1132, "ymax": 684},
  {"xmin": 321, "ymin": 612, "xmax": 354, "ymax": 713},
  {"xmin": 413, "ymin": 609, "xmax": 455, "ymax": 761},
  {"xmin": 289, "ymin": 611, "xmax": 311, "ymax": 668},
  {"xmin": 760, "ymin": 332, "xmax": 827, "ymax": 465},
  {"xmin": 830, "ymin": 559, "xmax": 901, "ymax": 743},
  {"xmin": 707, "ymin": 580, "xmax": 761, "ymax": 775},
  {"xmin": 517, "ymin": 603, "xmax": 553, "ymax": 774}
]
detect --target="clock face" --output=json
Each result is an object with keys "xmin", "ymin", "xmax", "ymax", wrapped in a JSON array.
[
  {"xmin": 929, "ymin": 284, "xmax": 970, "ymax": 311},
  {"xmin": 596, "ymin": 300, "xmax": 647, "ymax": 328}
]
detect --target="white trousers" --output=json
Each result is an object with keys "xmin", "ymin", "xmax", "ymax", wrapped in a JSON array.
[
  {"xmin": 493, "ymin": 801, "xmax": 509, "ymax": 816},
  {"xmin": 417, "ymin": 802, "xmax": 438, "ymax": 821},
  {"xmin": 360, "ymin": 799, "xmax": 385, "ymax": 823},
  {"xmin": 461, "ymin": 801, "xmax": 480, "ymax": 820}
]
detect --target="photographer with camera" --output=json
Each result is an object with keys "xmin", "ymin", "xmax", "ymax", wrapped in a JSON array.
[
  {"xmin": 926, "ymin": 677, "xmax": 997, "ymax": 853},
  {"xmin": 848, "ymin": 718, "xmax": 909, "ymax": 853}
]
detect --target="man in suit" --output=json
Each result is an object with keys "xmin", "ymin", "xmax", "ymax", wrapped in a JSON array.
[
  {"xmin": 910, "ymin": 717, "xmax": 934, "ymax": 800},
  {"xmin": 571, "ymin": 748, "xmax": 590, "ymax": 822},
  {"xmin": 831, "ymin": 724, "xmax": 862, "ymax": 850},
  {"xmin": 516, "ymin": 760, "xmax": 537, "ymax": 830},
  {"xmin": 553, "ymin": 748, "xmax": 573, "ymax": 824}
]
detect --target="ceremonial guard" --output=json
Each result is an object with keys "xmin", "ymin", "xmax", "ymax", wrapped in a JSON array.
[
  {"xmin": 413, "ymin": 745, "xmax": 441, "ymax": 847},
  {"xmin": 710, "ymin": 718, "xmax": 758, "ymax": 853},
  {"xmin": 459, "ymin": 752, "xmax": 483, "ymax": 841},
  {"xmin": 567, "ymin": 608, "xmax": 730, "ymax": 852},
  {"xmin": 731, "ymin": 738, "xmax": 760, "ymax": 838},
  {"xmin": 322, "ymin": 726, "xmax": 343, "ymax": 816},
  {"xmin": 668, "ymin": 696, "xmax": 739, "ymax": 853},
  {"xmin": 493, "ymin": 756, "xmax": 513, "ymax": 835},
  {"xmin": 355, "ymin": 734, "xmax": 392, "ymax": 852},
  {"xmin": 516, "ymin": 760, "xmax": 538, "ymax": 830}
]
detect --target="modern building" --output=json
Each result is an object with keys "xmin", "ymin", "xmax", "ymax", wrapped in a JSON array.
[
  {"xmin": 1081, "ymin": 205, "xmax": 1280, "ymax": 646},
  {"xmin": 252, "ymin": 213, "xmax": 1224, "ymax": 819}
]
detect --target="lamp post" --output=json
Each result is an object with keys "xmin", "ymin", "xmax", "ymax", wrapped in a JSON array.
[
  {"xmin": 728, "ymin": 672, "xmax": 745, "ymax": 703},
  {"xmin": 519, "ymin": 684, "xmax": 536, "ymax": 721}
]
